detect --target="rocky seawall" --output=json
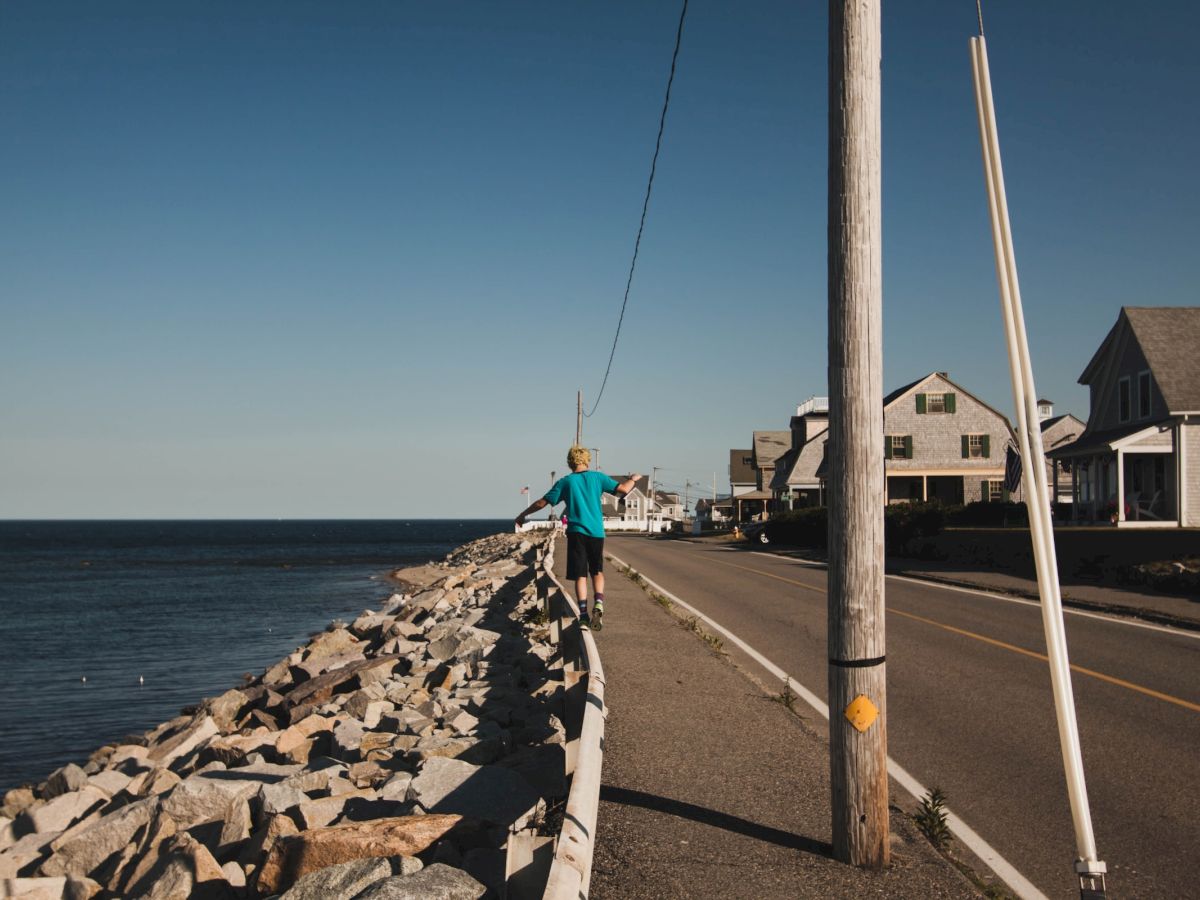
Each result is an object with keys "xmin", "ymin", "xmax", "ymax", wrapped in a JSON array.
[{"xmin": 0, "ymin": 531, "xmax": 561, "ymax": 900}]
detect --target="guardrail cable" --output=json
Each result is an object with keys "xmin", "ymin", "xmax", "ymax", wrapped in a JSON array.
[{"xmin": 585, "ymin": 0, "xmax": 689, "ymax": 420}]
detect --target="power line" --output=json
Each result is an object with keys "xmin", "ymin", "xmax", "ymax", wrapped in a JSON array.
[{"xmin": 584, "ymin": 0, "xmax": 689, "ymax": 419}]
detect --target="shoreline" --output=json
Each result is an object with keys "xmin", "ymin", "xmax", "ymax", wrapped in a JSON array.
[{"xmin": 1, "ymin": 530, "xmax": 561, "ymax": 898}]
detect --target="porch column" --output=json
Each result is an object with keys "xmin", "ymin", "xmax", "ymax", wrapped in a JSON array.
[
  {"xmin": 1090, "ymin": 455, "xmax": 1099, "ymax": 520},
  {"xmin": 1116, "ymin": 448, "xmax": 1125, "ymax": 523},
  {"xmin": 922, "ymin": 475, "xmax": 928, "ymax": 502}
]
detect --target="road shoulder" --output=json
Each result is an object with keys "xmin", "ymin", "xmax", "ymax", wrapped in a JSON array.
[{"xmin": 567, "ymin": 549, "xmax": 985, "ymax": 899}]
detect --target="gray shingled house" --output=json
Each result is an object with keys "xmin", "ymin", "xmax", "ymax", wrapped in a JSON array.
[
  {"xmin": 1037, "ymin": 401, "xmax": 1084, "ymax": 505},
  {"xmin": 879, "ymin": 372, "xmax": 1015, "ymax": 505},
  {"xmin": 1048, "ymin": 306, "xmax": 1200, "ymax": 527},
  {"xmin": 770, "ymin": 397, "xmax": 830, "ymax": 508},
  {"xmin": 742, "ymin": 431, "xmax": 790, "ymax": 520}
]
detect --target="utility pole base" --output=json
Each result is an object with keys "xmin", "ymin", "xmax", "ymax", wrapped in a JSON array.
[{"xmin": 1077, "ymin": 859, "xmax": 1107, "ymax": 899}]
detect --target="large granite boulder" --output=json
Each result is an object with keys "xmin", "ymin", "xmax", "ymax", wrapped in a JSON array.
[
  {"xmin": 349, "ymin": 863, "xmax": 487, "ymax": 900},
  {"xmin": 256, "ymin": 815, "xmax": 462, "ymax": 895}
]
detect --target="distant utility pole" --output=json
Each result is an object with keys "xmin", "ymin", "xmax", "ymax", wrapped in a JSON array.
[
  {"xmin": 827, "ymin": 0, "xmax": 888, "ymax": 869},
  {"xmin": 647, "ymin": 466, "xmax": 658, "ymax": 533},
  {"xmin": 576, "ymin": 391, "xmax": 583, "ymax": 446}
]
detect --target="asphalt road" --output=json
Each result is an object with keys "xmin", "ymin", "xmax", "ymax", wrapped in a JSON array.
[{"xmin": 606, "ymin": 535, "xmax": 1200, "ymax": 900}]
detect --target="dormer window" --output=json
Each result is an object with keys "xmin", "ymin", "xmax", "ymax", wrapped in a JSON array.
[{"xmin": 915, "ymin": 392, "xmax": 956, "ymax": 414}]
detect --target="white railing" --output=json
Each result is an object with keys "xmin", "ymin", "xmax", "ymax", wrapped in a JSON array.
[{"xmin": 505, "ymin": 534, "xmax": 606, "ymax": 900}]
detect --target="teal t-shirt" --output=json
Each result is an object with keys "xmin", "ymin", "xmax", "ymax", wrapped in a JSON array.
[{"xmin": 543, "ymin": 470, "xmax": 620, "ymax": 538}]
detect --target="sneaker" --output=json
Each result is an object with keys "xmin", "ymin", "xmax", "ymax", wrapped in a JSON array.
[
  {"xmin": 592, "ymin": 601, "xmax": 604, "ymax": 631},
  {"xmin": 579, "ymin": 608, "xmax": 591, "ymax": 627}
]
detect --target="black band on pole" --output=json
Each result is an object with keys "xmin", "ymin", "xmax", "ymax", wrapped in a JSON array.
[{"xmin": 828, "ymin": 655, "xmax": 886, "ymax": 669}]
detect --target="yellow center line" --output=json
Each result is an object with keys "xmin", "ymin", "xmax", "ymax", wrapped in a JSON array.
[
  {"xmin": 701, "ymin": 554, "xmax": 1200, "ymax": 714},
  {"xmin": 705, "ymin": 556, "xmax": 827, "ymax": 594}
]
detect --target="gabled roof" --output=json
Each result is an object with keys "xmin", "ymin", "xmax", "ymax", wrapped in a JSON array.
[
  {"xmin": 1080, "ymin": 307, "xmax": 1200, "ymax": 412},
  {"xmin": 883, "ymin": 371, "xmax": 1014, "ymax": 432},
  {"xmin": 623, "ymin": 475, "xmax": 650, "ymax": 495},
  {"xmin": 882, "ymin": 378, "xmax": 923, "ymax": 408},
  {"xmin": 1040, "ymin": 413, "xmax": 1084, "ymax": 433},
  {"xmin": 771, "ymin": 426, "xmax": 829, "ymax": 490},
  {"xmin": 752, "ymin": 431, "xmax": 791, "ymax": 467}
]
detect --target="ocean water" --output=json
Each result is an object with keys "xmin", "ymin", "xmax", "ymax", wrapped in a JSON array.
[{"xmin": 0, "ymin": 519, "xmax": 509, "ymax": 792}]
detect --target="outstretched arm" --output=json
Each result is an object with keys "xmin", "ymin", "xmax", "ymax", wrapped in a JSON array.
[
  {"xmin": 615, "ymin": 474, "xmax": 642, "ymax": 497},
  {"xmin": 515, "ymin": 497, "xmax": 549, "ymax": 528}
]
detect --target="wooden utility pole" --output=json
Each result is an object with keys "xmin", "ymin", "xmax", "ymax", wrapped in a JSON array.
[
  {"xmin": 827, "ymin": 0, "xmax": 888, "ymax": 868},
  {"xmin": 576, "ymin": 391, "xmax": 583, "ymax": 446}
]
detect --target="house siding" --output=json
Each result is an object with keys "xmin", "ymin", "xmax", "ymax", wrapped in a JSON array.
[
  {"xmin": 1089, "ymin": 329, "xmax": 1168, "ymax": 432},
  {"xmin": 1185, "ymin": 423, "xmax": 1200, "ymax": 527},
  {"xmin": 1041, "ymin": 416, "xmax": 1083, "ymax": 500},
  {"xmin": 1127, "ymin": 427, "xmax": 1173, "ymax": 449},
  {"xmin": 884, "ymin": 376, "xmax": 1012, "ymax": 472}
]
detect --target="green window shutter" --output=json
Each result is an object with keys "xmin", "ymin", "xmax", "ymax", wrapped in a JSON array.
[
  {"xmin": 915, "ymin": 394, "xmax": 927, "ymax": 414},
  {"xmin": 904, "ymin": 435, "xmax": 913, "ymax": 458},
  {"xmin": 884, "ymin": 436, "xmax": 892, "ymax": 460},
  {"xmin": 982, "ymin": 480, "xmax": 990, "ymax": 502},
  {"xmin": 961, "ymin": 435, "xmax": 970, "ymax": 458},
  {"xmin": 982, "ymin": 434, "xmax": 991, "ymax": 458},
  {"xmin": 1002, "ymin": 487, "xmax": 1010, "ymax": 502},
  {"xmin": 945, "ymin": 393, "xmax": 956, "ymax": 413}
]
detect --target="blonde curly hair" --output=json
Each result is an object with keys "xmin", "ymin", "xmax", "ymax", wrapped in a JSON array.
[{"xmin": 567, "ymin": 445, "xmax": 591, "ymax": 470}]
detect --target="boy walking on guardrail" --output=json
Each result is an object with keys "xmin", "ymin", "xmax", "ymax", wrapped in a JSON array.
[{"xmin": 515, "ymin": 446, "xmax": 639, "ymax": 630}]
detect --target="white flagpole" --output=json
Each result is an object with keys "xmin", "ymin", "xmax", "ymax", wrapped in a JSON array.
[{"xmin": 970, "ymin": 34, "xmax": 1107, "ymax": 899}]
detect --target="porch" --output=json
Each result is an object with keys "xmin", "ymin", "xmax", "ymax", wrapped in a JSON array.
[
  {"xmin": 1060, "ymin": 424, "xmax": 1179, "ymax": 528},
  {"xmin": 884, "ymin": 471, "xmax": 1003, "ymax": 505}
]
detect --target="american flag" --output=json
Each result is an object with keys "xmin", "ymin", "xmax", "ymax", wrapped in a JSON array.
[
  {"xmin": 1004, "ymin": 443, "xmax": 1022, "ymax": 494},
  {"xmin": 520, "ymin": 486, "xmax": 529, "ymax": 495}
]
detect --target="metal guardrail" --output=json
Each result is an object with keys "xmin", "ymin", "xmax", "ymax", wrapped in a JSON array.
[{"xmin": 504, "ymin": 535, "xmax": 606, "ymax": 899}]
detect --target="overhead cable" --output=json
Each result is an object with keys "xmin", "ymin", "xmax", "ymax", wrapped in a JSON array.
[{"xmin": 584, "ymin": 0, "xmax": 689, "ymax": 419}]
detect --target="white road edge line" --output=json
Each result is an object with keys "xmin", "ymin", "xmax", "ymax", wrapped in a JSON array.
[
  {"xmin": 608, "ymin": 550, "xmax": 1049, "ymax": 900},
  {"xmin": 746, "ymin": 550, "xmax": 1200, "ymax": 640}
]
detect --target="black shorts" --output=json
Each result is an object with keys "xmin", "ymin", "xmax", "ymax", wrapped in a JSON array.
[{"xmin": 566, "ymin": 532, "xmax": 605, "ymax": 580}]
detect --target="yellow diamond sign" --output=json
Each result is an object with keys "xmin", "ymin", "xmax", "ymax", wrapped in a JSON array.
[{"xmin": 844, "ymin": 694, "xmax": 879, "ymax": 733}]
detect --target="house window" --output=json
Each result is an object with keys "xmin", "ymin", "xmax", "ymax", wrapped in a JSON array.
[
  {"xmin": 1118, "ymin": 376, "xmax": 1131, "ymax": 422},
  {"xmin": 886, "ymin": 435, "xmax": 912, "ymax": 459},
  {"xmin": 986, "ymin": 480, "xmax": 1005, "ymax": 502},
  {"xmin": 961, "ymin": 433, "xmax": 991, "ymax": 458},
  {"xmin": 1138, "ymin": 371, "xmax": 1152, "ymax": 419},
  {"xmin": 915, "ymin": 392, "xmax": 956, "ymax": 414}
]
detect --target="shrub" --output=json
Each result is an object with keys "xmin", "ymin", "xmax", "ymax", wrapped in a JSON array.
[
  {"xmin": 765, "ymin": 508, "xmax": 828, "ymax": 548},
  {"xmin": 762, "ymin": 502, "xmax": 946, "ymax": 554},
  {"xmin": 946, "ymin": 500, "xmax": 1028, "ymax": 527},
  {"xmin": 884, "ymin": 501, "xmax": 946, "ymax": 553}
]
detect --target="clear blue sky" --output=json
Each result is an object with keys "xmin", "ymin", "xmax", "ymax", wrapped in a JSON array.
[{"xmin": 2, "ymin": 1, "xmax": 1197, "ymax": 518}]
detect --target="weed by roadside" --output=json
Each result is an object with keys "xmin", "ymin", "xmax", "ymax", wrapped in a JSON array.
[
  {"xmin": 773, "ymin": 677, "xmax": 797, "ymax": 713},
  {"xmin": 914, "ymin": 787, "xmax": 952, "ymax": 849},
  {"xmin": 620, "ymin": 565, "xmax": 724, "ymax": 655}
]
